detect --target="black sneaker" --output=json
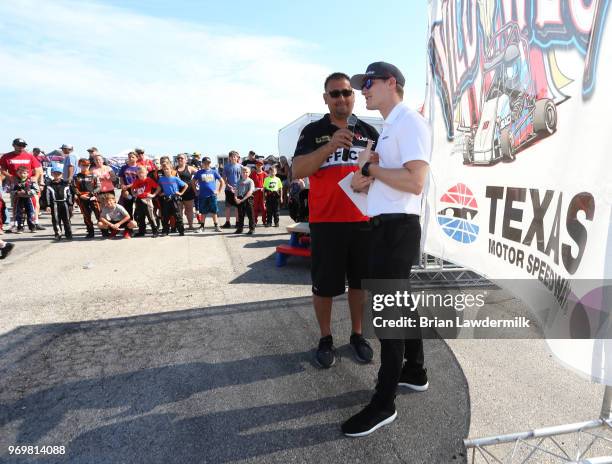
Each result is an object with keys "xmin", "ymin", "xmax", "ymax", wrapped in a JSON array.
[
  {"xmin": 221, "ymin": 221, "xmax": 232, "ymax": 229},
  {"xmin": 341, "ymin": 404, "xmax": 397, "ymax": 437},
  {"xmin": 29, "ymin": 227, "xmax": 36, "ymax": 233},
  {"xmin": 35, "ymin": 224, "xmax": 46, "ymax": 231},
  {"xmin": 233, "ymin": 229, "xmax": 243, "ymax": 234},
  {"xmin": 0, "ymin": 242, "xmax": 15, "ymax": 259},
  {"xmin": 398, "ymin": 367, "xmax": 429, "ymax": 392},
  {"xmin": 349, "ymin": 333, "xmax": 373, "ymax": 363},
  {"xmin": 315, "ymin": 335, "xmax": 336, "ymax": 368},
  {"xmin": 264, "ymin": 224, "xmax": 270, "ymax": 228},
  {"xmin": 246, "ymin": 229, "xmax": 254, "ymax": 235},
  {"xmin": 54, "ymin": 234, "xmax": 62, "ymax": 241},
  {"xmin": 86, "ymin": 232, "xmax": 95, "ymax": 239},
  {"xmin": 274, "ymin": 223, "xmax": 279, "ymax": 227}
]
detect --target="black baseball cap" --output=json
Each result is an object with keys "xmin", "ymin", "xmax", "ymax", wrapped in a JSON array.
[
  {"xmin": 12, "ymin": 138, "xmax": 27, "ymax": 147},
  {"xmin": 350, "ymin": 62, "xmax": 406, "ymax": 89},
  {"xmin": 202, "ymin": 156, "xmax": 211, "ymax": 163}
]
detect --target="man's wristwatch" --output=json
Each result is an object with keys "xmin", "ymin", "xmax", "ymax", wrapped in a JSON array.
[{"xmin": 361, "ymin": 161, "xmax": 371, "ymax": 177}]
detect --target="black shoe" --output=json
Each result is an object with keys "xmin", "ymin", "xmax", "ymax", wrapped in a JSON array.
[
  {"xmin": 65, "ymin": 235, "xmax": 73, "ymax": 241},
  {"xmin": 35, "ymin": 224, "xmax": 46, "ymax": 231},
  {"xmin": 246, "ymin": 229, "xmax": 254, "ymax": 235},
  {"xmin": 264, "ymin": 223, "xmax": 270, "ymax": 228},
  {"xmin": 274, "ymin": 223, "xmax": 279, "ymax": 227},
  {"xmin": 315, "ymin": 335, "xmax": 336, "ymax": 368},
  {"xmin": 233, "ymin": 229, "xmax": 243, "ymax": 234},
  {"xmin": 86, "ymin": 232, "xmax": 95, "ymax": 239},
  {"xmin": 0, "ymin": 242, "xmax": 15, "ymax": 259},
  {"xmin": 221, "ymin": 222, "xmax": 232, "ymax": 229},
  {"xmin": 152, "ymin": 232, "xmax": 159, "ymax": 238},
  {"xmin": 54, "ymin": 234, "xmax": 62, "ymax": 241},
  {"xmin": 134, "ymin": 232, "xmax": 145, "ymax": 237},
  {"xmin": 349, "ymin": 333, "xmax": 373, "ymax": 363},
  {"xmin": 398, "ymin": 367, "xmax": 429, "ymax": 391},
  {"xmin": 29, "ymin": 227, "xmax": 36, "ymax": 233},
  {"xmin": 341, "ymin": 404, "xmax": 397, "ymax": 437}
]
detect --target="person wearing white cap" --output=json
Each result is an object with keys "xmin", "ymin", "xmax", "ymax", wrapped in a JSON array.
[{"xmin": 341, "ymin": 62, "xmax": 432, "ymax": 437}]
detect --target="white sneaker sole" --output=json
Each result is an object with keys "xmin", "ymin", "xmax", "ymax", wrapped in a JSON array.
[
  {"xmin": 344, "ymin": 411, "xmax": 398, "ymax": 437},
  {"xmin": 398, "ymin": 381, "xmax": 429, "ymax": 392}
]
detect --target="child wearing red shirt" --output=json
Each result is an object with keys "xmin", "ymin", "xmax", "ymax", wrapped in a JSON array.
[
  {"xmin": 131, "ymin": 166, "xmax": 161, "ymax": 237},
  {"xmin": 250, "ymin": 160, "xmax": 267, "ymax": 226}
]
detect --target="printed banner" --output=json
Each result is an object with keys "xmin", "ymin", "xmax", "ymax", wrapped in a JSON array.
[{"xmin": 423, "ymin": 0, "xmax": 612, "ymax": 384}]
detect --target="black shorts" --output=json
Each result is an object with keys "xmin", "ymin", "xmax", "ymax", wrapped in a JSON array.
[
  {"xmin": 225, "ymin": 189, "xmax": 238, "ymax": 207},
  {"xmin": 309, "ymin": 221, "xmax": 371, "ymax": 297}
]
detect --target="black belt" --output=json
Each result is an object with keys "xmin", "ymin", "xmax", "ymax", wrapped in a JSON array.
[{"xmin": 370, "ymin": 213, "xmax": 418, "ymax": 227}]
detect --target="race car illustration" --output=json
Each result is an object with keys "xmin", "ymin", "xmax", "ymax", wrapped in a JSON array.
[{"xmin": 462, "ymin": 23, "xmax": 557, "ymax": 165}]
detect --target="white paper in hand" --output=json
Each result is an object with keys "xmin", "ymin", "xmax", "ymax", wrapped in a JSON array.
[{"xmin": 338, "ymin": 172, "xmax": 368, "ymax": 216}]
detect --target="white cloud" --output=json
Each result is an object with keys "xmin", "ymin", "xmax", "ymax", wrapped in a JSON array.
[{"xmin": 0, "ymin": 0, "xmax": 351, "ymax": 146}]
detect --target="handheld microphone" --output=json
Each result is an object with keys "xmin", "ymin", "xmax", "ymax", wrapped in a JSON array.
[{"xmin": 341, "ymin": 114, "xmax": 358, "ymax": 162}]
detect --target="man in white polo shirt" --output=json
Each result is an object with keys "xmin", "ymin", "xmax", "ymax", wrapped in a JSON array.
[{"xmin": 342, "ymin": 62, "xmax": 432, "ymax": 437}]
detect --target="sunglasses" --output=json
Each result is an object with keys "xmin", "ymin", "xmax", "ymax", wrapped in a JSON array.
[
  {"xmin": 14, "ymin": 143, "xmax": 26, "ymax": 148},
  {"xmin": 362, "ymin": 77, "xmax": 389, "ymax": 90},
  {"xmin": 327, "ymin": 89, "xmax": 354, "ymax": 99}
]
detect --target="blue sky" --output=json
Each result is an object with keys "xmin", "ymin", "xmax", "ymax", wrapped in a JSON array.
[{"xmin": 0, "ymin": 0, "xmax": 429, "ymax": 159}]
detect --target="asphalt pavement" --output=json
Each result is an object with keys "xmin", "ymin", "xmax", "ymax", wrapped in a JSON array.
[{"xmin": 0, "ymin": 199, "xmax": 605, "ymax": 463}]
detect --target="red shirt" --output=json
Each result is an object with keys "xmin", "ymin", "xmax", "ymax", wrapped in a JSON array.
[
  {"xmin": 136, "ymin": 158, "xmax": 156, "ymax": 172},
  {"xmin": 293, "ymin": 114, "xmax": 379, "ymax": 223},
  {"xmin": 250, "ymin": 170, "xmax": 266, "ymax": 189},
  {"xmin": 132, "ymin": 177, "xmax": 159, "ymax": 199},
  {"xmin": 0, "ymin": 151, "xmax": 41, "ymax": 177}
]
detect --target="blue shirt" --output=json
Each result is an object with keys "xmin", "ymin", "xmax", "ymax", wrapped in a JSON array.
[
  {"xmin": 62, "ymin": 154, "xmax": 78, "ymax": 181},
  {"xmin": 119, "ymin": 164, "xmax": 139, "ymax": 186},
  {"xmin": 158, "ymin": 175, "xmax": 186, "ymax": 196},
  {"xmin": 194, "ymin": 168, "xmax": 221, "ymax": 198},
  {"xmin": 223, "ymin": 162, "xmax": 242, "ymax": 188}
]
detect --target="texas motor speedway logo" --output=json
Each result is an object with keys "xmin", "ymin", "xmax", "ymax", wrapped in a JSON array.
[{"xmin": 437, "ymin": 183, "xmax": 479, "ymax": 244}]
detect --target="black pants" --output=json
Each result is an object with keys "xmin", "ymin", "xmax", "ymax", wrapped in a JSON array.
[
  {"xmin": 50, "ymin": 201, "xmax": 72, "ymax": 238},
  {"xmin": 265, "ymin": 192, "xmax": 280, "ymax": 226},
  {"xmin": 161, "ymin": 196, "xmax": 183, "ymax": 234},
  {"xmin": 369, "ymin": 214, "xmax": 423, "ymax": 411},
  {"xmin": 236, "ymin": 197, "xmax": 254, "ymax": 231},
  {"xmin": 119, "ymin": 195, "xmax": 135, "ymax": 218},
  {"xmin": 135, "ymin": 198, "xmax": 158, "ymax": 234},
  {"xmin": 77, "ymin": 197, "xmax": 100, "ymax": 234}
]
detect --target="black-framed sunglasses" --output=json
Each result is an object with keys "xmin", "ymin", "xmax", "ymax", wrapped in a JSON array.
[
  {"xmin": 14, "ymin": 143, "xmax": 26, "ymax": 148},
  {"xmin": 327, "ymin": 89, "xmax": 354, "ymax": 98},
  {"xmin": 362, "ymin": 77, "xmax": 389, "ymax": 90}
]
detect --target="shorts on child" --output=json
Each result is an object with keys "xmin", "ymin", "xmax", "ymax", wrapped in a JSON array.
[{"xmin": 199, "ymin": 195, "xmax": 219, "ymax": 214}]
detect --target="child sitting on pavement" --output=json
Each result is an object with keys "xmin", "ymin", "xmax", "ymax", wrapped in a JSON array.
[{"xmin": 97, "ymin": 193, "xmax": 137, "ymax": 239}]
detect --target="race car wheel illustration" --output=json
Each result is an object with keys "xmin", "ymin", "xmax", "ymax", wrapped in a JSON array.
[
  {"xmin": 534, "ymin": 99, "xmax": 557, "ymax": 134},
  {"xmin": 462, "ymin": 135, "xmax": 474, "ymax": 165},
  {"xmin": 501, "ymin": 129, "xmax": 515, "ymax": 162}
]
